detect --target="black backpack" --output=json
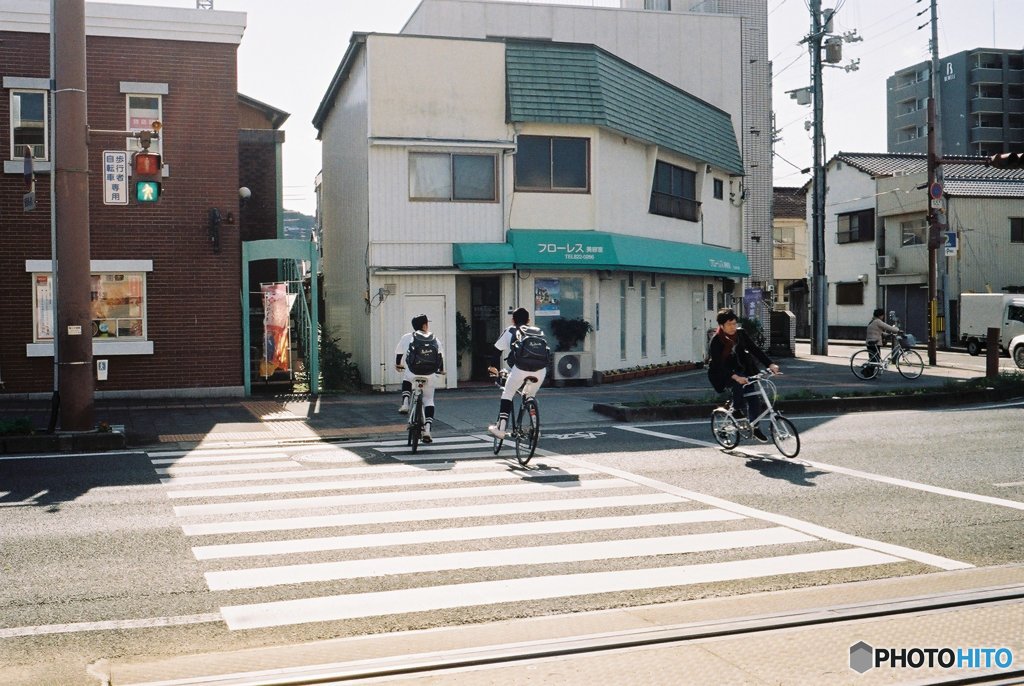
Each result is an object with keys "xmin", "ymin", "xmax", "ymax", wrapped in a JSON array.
[
  {"xmin": 406, "ymin": 331, "xmax": 440, "ymax": 375},
  {"xmin": 509, "ymin": 325, "xmax": 551, "ymax": 372}
]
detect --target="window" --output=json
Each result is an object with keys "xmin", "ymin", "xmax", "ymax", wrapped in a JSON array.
[
  {"xmin": 773, "ymin": 226, "xmax": 796, "ymax": 259},
  {"xmin": 640, "ymin": 280, "xmax": 648, "ymax": 358},
  {"xmin": 126, "ymin": 94, "xmax": 162, "ymax": 154},
  {"xmin": 1011, "ymin": 218, "xmax": 1024, "ymax": 243},
  {"xmin": 514, "ymin": 135, "xmax": 589, "ymax": 192},
  {"xmin": 837, "ymin": 209, "xmax": 875, "ymax": 244},
  {"xmin": 836, "ymin": 282, "xmax": 864, "ymax": 305},
  {"xmin": 659, "ymin": 281, "xmax": 667, "ymax": 355},
  {"xmin": 901, "ymin": 217, "xmax": 928, "ymax": 246},
  {"xmin": 650, "ymin": 160, "xmax": 699, "ymax": 221},
  {"xmin": 620, "ymin": 280, "xmax": 627, "ymax": 360},
  {"xmin": 645, "ymin": 0, "xmax": 671, "ymax": 8},
  {"xmin": 706, "ymin": 283, "xmax": 714, "ymax": 311},
  {"xmin": 713, "ymin": 178, "xmax": 724, "ymax": 200},
  {"xmin": 33, "ymin": 271, "xmax": 146, "ymax": 342},
  {"xmin": 11, "ymin": 90, "xmax": 47, "ymax": 160},
  {"xmin": 409, "ymin": 152, "xmax": 497, "ymax": 201},
  {"xmin": 1008, "ymin": 305, "xmax": 1024, "ymax": 325}
]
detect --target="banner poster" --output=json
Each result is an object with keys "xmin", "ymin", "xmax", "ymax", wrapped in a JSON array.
[
  {"xmin": 743, "ymin": 287, "xmax": 763, "ymax": 319},
  {"xmin": 535, "ymin": 278, "xmax": 560, "ymax": 317},
  {"xmin": 261, "ymin": 284, "xmax": 296, "ymax": 377},
  {"xmin": 35, "ymin": 274, "xmax": 53, "ymax": 340}
]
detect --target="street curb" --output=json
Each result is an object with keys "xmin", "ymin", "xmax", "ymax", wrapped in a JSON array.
[
  {"xmin": 1, "ymin": 431, "xmax": 127, "ymax": 455},
  {"xmin": 593, "ymin": 387, "xmax": 1024, "ymax": 422}
]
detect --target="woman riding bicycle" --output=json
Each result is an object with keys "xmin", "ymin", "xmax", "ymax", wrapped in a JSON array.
[
  {"xmin": 866, "ymin": 308, "xmax": 901, "ymax": 366},
  {"xmin": 706, "ymin": 308, "xmax": 779, "ymax": 443}
]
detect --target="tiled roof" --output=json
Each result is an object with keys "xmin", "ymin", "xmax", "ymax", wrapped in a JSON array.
[
  {"xmin": 773, "ymin": 186, "xmax": 806, "ymax": 217},
  {"xmin": 835, "ymin": 152, "xmax": 1024, "ymax": 197},
  {"xmin": 506, "ymin": 40, "xmax": 744, "ymax": 175}
]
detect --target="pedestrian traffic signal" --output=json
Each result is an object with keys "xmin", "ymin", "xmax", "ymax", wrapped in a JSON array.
[
  {"xmin": 132, "ymin": 151, "xmax": 162, "ymax": 203},
  {"xmin": 988, "ymin": 152, "xmax": 1024, "ymax": 169}
]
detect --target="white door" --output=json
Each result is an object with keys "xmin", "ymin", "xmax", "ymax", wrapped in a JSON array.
[{"xmin": 404, "ymin": 295, "xmax": 447, "ymax": 388}]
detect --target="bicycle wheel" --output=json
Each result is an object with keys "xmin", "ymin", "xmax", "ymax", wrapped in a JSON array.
[
  {"xmin": 849, "ymin": 350, "xmax": 878, "ymax": 380},
  {"xmin": 515, "ymin": 399, "xmax": 539, "ymax": 466},
  {"xmin": 896, "ymin": 349, "xmax": 924, "ymax": 379},
  {"xmin": 408, "ymin": 397, "xmax": 422, "ymax": 453},
  {"xmin": 710, "ymin": 408, "xmax": 739, "ymax": 449},
  {"xmin": 769, "ymin": 415, "xmax": 800, "ymax": 458}
]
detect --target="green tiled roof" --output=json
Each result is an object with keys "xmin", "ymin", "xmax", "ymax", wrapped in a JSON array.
[{"xmin": 506, "ymin": 41, "xmax": 743, "ymax": 176}]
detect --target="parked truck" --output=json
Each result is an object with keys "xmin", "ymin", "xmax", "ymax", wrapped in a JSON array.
[{"xmin": 959, "ymin": 293, "xmax": 1024, "ymax": 357}]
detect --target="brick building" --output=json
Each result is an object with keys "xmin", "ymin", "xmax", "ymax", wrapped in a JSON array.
[{"xmin": 0, "ymin": 2, "xmax": 286, "ymax": 398}]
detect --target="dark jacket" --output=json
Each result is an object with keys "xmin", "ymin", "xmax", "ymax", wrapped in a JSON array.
[{"xmin": 707, "ymin": 328, "xmax": 773, "ymax": 392}]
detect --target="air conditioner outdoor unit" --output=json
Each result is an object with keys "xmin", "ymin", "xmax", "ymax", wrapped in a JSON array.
[
  {"xmin": 877, "ymin": 255, "xmax": 897, "ymax": 271},
  {"xmin": 552, "ymin": 351, "xmax": 593, "ymax": 382}
]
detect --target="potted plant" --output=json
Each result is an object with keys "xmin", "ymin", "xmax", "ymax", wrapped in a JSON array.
[
  {"xmin": 549, "ymin": 317, "xmax": 593, "ymax": 352},
  {"xmin": 455, "ymin": 312, "xmax": 472, "ymax": 368}
]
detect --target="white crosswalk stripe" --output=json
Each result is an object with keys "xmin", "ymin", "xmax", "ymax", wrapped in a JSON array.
[{"xmin": 150, "ymin": 436, "xmax": 937, "ymax": 632}]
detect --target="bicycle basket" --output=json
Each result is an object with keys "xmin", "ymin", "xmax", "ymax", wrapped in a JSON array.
[{"xmin": 899, "ymin": 334, "xmax": 917, "ymax": 348}]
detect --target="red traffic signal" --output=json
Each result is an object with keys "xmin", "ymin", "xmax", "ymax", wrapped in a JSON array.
[
  {"xmin": 132, "ymin": 151, "xmax": 162, "ymax": 203},
  {"xmin": 988, "ymin": 152, "xmax": 1024, "ymax": 169}
]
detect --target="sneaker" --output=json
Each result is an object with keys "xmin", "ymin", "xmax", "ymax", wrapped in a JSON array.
[
  {"xmin": 753, "ymin": 426, "xmax": 769, "ymax": 442},
  {"xmin": 487, "ymin": 424, "xmax": 506, "ymax": 439},
  {"xmin": 421, "ymin": 426, "xmax": 433, "ymax": 444},
  {"xmin": 398, "ymin": 399, "xmax": 410, "ymax": 414}
]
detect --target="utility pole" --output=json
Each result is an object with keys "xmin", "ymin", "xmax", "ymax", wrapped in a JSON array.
[
  {"xmin": 53, "ymin": 0, "xmax": 94, "ymax": 430},
  {"xmin": 808, "ymin": 0, "xmax": 828, "ymax": 356},
  {"xmin": 925, "ymin": 0, "xmax": 945, "ymax": 365}
]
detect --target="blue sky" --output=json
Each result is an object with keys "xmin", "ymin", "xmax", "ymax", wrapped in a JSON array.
[{"xmin": 98, "ymin": 0, "xmax": 1024, "ymax": 214}]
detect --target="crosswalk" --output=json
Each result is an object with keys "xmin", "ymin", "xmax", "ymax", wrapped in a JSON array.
[{"xmin": 149, "ymin": 437, "xmax": 941, "ymax": 632}]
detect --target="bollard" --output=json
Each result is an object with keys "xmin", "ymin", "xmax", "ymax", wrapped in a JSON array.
[{"xmin": 986, "ymin": 327, "xmax": 1000, "ymax": 378}]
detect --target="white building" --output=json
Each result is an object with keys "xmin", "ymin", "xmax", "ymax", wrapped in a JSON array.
[
  {"xmin": 313, "ymin": 30, "xmax": 749, "ymax": 388},
  {"xmin": 810, "ymin": 152, "xmax": 1024, "ymax": 341}
]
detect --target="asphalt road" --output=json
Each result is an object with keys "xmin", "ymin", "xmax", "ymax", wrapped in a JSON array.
[{"xmin": 2, "ymin": 395, "xmax": 1021, "ymax": 685}]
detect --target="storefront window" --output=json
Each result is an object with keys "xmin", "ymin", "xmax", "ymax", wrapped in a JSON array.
[
  {"xmin": 33, "ymin": 272, "xmax": 146, "ymax": 341},
  {"xmin": 532, "ymin": 276, "xmax": 586, "ymax": 351}
]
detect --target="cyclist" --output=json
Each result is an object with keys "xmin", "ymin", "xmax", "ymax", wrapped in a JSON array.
[
  {"xmin": 487, "ymin": 307, "xmax": 549, "ymax": 439},
  {"xmin": 706, "ymin": 308, "xmax": 779, "ymax": 442},
  {"xmin": 394, "ymin": 314, "xmax": 444, "ymax": 443},
  {"xmin": 866, "ymin": 308, "xmax": 902, "ymax": 365}
]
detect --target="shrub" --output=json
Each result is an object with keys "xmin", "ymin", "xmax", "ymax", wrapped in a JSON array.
[{"xmin": 320, "ymin": 327, "xmax": 362, "ymax": 391}]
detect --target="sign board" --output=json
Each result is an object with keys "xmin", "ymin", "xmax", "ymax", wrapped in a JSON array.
[
  {"xmin": 929, "ymin": 182, "xmax": 943, "ymax": 199},
  {"xmin": 23, "ymin": 191, "xmax": 36, "ymax": 212},
  {"xmin": 944, "ymin": 231, "xmax": 958, "ymax": 257},
  {"xmin": 102, "ymin": 150, "xmax": 129, "ymax": 205}
]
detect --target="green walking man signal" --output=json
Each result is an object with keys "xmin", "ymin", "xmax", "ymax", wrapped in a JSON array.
[{"xmin": 133, "ymin": 125, "xmax": 162, "ymax": 203}]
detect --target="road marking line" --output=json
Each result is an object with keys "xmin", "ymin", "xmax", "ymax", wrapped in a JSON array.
[
  {"xmin": 994, "ymin": 481, "xmax": 1024, "ymax": 488},
  {"xmin": 192, "ymin": 510, "xmax": 745, "ymax": 560},
  {"xmin": 615, "ymin": 424, "xmax": 1024, "ymax": 513},
  {"xmin": 219, "ymin": 549, "xmax": 901, "ymax": 629},
  {"xmin": 150, "ymin": 453, "xmax": 290, "ymax": 465},
  {"xmin": 181, "ymin": 493, "xmax": 687, "ymax": 535},
  {"xmin": 551, "ymin": 452, "xmax": 972, "ymax": 571},
  {"xmin": 156, "ymin": 461, "xmax": 303, "ymax": 476},
  {"xmin": 160, "ymin": 460, "xmax": 510, "ymax": 485},
  {"xmin": 206, "ymin": 528, "xmax": 816, "ymax": 590},
  {"xmin": 0, "ymin": 613, "xmax": 221, "ymax": 638},
  {"xmin": 173, "ymin": 479, "xmax": 633, "ymax": 517},
  {"xmin": 377, "ymin": 442, "xmax": 491, "ymax": 453},
  {"xmin": 165, "ymin": 468, "xmax": 597, "ymax": 499}
]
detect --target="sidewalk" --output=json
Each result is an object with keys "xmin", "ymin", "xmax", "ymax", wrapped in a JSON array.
[{"xmin": 0, "ymin": 343, "xmax": 1019, "ymax": 454}]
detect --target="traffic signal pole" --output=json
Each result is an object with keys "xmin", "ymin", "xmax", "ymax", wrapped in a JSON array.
[{"xmin": 53, "ymin": 0, "xmax": 94, "ymax": 430}]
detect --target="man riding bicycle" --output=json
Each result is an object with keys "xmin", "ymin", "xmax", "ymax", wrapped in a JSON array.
[
  {"xmin": 394, "ymin": 314, "xmax": 444, "ymax": 443},
  {"xmin": 487, "ymin": 307, "xmax": 549, "ymax": 440},
  {"xmin": 706, "ymin": 308, "xmax": 780, "ymax": 442}
]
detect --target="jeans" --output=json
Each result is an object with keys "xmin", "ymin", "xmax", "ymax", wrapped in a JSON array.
[{"xmin": 731, "ymin": 380, "xmax": 764, "ymax": 424}]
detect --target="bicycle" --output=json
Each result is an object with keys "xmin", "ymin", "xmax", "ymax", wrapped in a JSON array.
[
  {"xmin": 405, "ymin": 374, "xmax": 433, "ymax": 453},
  {"xmin": 849, "ymin": 333, "xmax": 924, "ymax": 380},
  {"xmin": 489, "ymin": 370, "xmax": 541, "ymax": 466},
  {"xmin": 710, "ymin": 370, "xmax": 800, "ymax": 458}
]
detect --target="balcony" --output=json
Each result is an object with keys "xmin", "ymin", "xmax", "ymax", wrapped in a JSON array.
[
  {"xmin": 971, "ymin": 97, "xmax": 1005, "ymax": 113},
  {"xmin": 649, "ymin": 192, "xmax": 700, "ymax": 222},
  {"xmin": 971, "ymin": 67, "xmax": 1005, "ymax": 83},
  {"xmin": 971, "ymin": 126, "xmax": 1006, "ymax": 143}
]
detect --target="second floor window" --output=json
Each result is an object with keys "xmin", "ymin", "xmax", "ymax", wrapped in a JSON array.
[
  {"xmin": 409, "ymin": 152, "xmax": 497, "ymax": 201},
  {"xmin": 837, "ymin": 208, "xmax": 874, "ymax": 244},
  {"xmin": 11, "ymin": 89, "xmax": 47, "ymax": 160},
  {"xmin": 1011, "ymin": 218, "xmax": 1024, "ymax": 243},
  {"xmin": 515, "ymin": 135, "xmax": 589, "ymax": 192},
  {"xmin": 774, "ymin": 226, "xmax": 796, "ymax": 259},
  {"xmin": 901, "ymin": 217, "xmax": 928, "ymax": 246},
  {"xmin": 650, "ymin": 160, "xmax": 699, "ymax": 222}
]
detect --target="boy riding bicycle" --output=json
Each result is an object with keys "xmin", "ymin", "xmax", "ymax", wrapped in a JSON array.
[{"xmin": 487, "ymin": 307, "xmax": 550, "ymax": 439}]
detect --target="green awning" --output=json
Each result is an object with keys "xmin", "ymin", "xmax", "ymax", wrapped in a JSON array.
[
  {"xmin": 453, "ymin": 230, "xmax": 749, "ymax": 278},
  {"xmin": 452, "ymin": 242, "xmax": 516, "ymax": 270}
]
